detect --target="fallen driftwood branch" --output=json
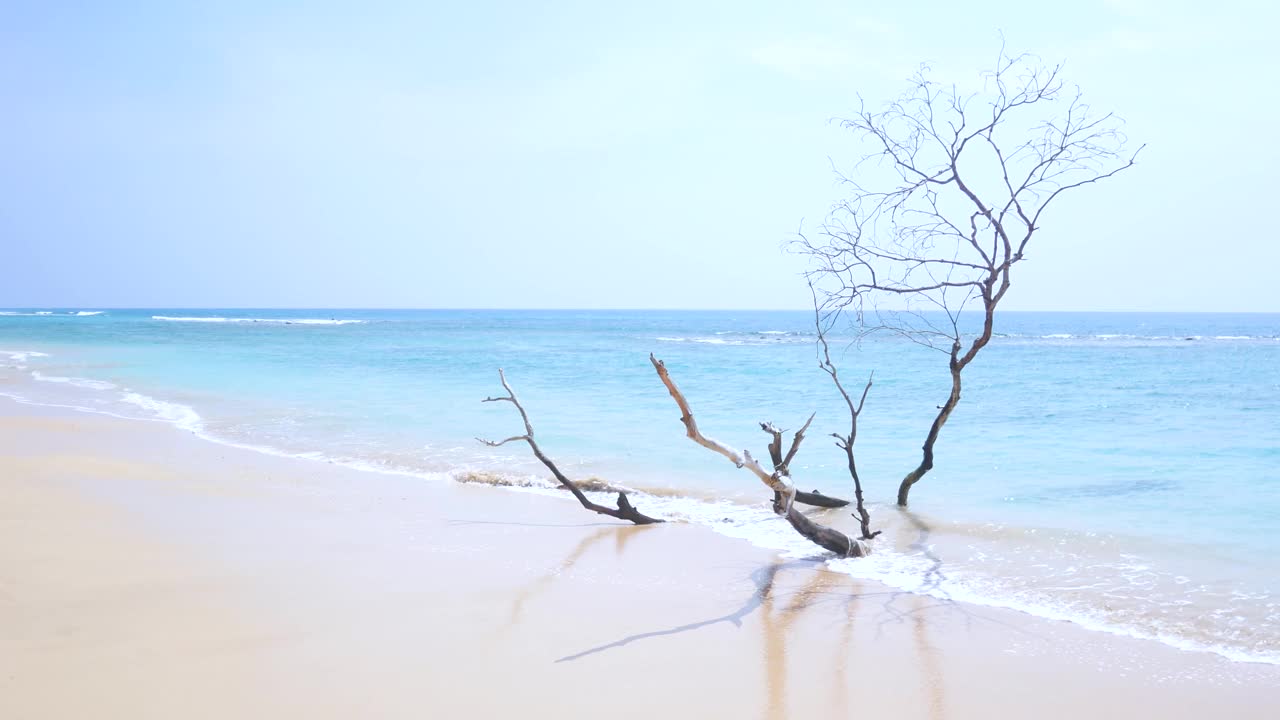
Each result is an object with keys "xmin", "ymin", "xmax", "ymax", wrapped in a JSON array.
[
  {"xmin": 650, "ymin": 354, "xmax": 867, "ymax": 557},
  {"xmin": 478, "ymin": 369, "xmax": 662, "ymax": 525},
  {"xmin": 760, "ymin": 420, "xmax": 852, "ymax": 509}
]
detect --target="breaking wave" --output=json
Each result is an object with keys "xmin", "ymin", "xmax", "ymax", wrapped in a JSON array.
[
  {"xmin": 1, "ymin": 349, "xmax": 50, "ymax": 366},
  {"xmin": 655, "ymin": 331, "xmax": 813, "ymax": 346},
  {"xmin": 120, "ymin": 391, "xmax": 204, "ymax": 431},
  {"xmin": 1, "ymin": 310, "xmax": 104, "ymax": 317}
]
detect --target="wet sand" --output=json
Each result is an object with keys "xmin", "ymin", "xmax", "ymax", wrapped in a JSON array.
[{"xmin": 1, "ymin": 397, "xmax": 1277, "ymax": 718}]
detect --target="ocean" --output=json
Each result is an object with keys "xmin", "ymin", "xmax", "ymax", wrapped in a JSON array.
[{"xmin": 2, "ymin": 308, "xmax": 1277, "ymax": 664}]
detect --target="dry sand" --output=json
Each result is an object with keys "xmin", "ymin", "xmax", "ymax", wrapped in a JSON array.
[{"xmin": 2, "ymin": 397, "xmax": 1277, "ymax": 719}]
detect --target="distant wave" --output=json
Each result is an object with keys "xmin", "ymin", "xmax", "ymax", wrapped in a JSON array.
[
  {"xmin": 713, "ymin": 329, "xmax": 810, "ymax": 337},
  {"xmin": 152, "ymin": 316, "xmax": 364, "ymax": 326},
  {"xmin": 996, "ymin": 333, "xmax": 1279, "ymax": 342},
  {"xmin": 656, "ymin": 336, "xmax": 734, "ymax": 345},
  {"xmin": 0, "ymin": 310, "xmax": 104, "ymax": 316},
  {"xmin": 655, "ymin": 332, "xmax": 1280, "ymax": 348},
  {"xmin": 656, "ymin": 331, "xmax": 812, "ymax": 346},
  {"xmin": 658, "ymin": 329, "xmax": 1279, "ymax": 346}
]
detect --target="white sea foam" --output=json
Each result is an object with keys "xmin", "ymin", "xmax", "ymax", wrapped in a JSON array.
[
  {"xmin": 152, "ymin": 316, "xmax": 364, "ymax": 325},
  {"xmin": 655, "ymin": 333, "xmax": 811, "ymax": 346},
  {"xmin": 32, "ymin": 371, "xmax": 117, "ymax": 391},
  {"xmin": 0, "ymin": 310, "xmax": 102, "ymax": 317},
  {"xmin": 120, "ymin": 392, "xmax": 204, "ymax": 431},
  {"xmin": 1, "ymin": 349, "xmax": 50, "ymax": 365},
  {"xmin": 992, "ymin": 333, "xmax": 1280, "ymax": 344},
  {"xmin": 640, "ymin": 484, "xmax": 1280, "ymax": 665},
  {"xmin": 0, "ymin": 390, "xmax": 151, "ymax": 424},
  {"xmin": 472, "ymin": 479, "xmax": 1280, "ymax": 666},
  {"xmin": 655, "ymin": 336, "xmax": 733, "ymax": 345},
  {"xmin": 827, "ymin": 550, "xmax": 1280, "ymax": 666}
]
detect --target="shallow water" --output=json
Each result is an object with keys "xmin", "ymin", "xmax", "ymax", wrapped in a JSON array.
[{"xmin": 2, "ymin": 308, "xmax": 1277, "ymax": 663}]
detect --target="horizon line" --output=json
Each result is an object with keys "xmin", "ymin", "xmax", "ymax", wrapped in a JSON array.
[{"xmin": 4, "ymin": 306, "xmax": 1280, "ymax": 314}]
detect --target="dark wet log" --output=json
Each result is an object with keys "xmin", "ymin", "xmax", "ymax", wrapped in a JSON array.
[
  {"xmin": 786, "ymin": 505, "xmax": 867, "ymax": 557},
  {"xmin": 478, "ymin": 370, "xmax": 663, "ymax": 525},
  {"xmin": 794, "ymin": 490, "xmax": 850, "ymax": 509}
]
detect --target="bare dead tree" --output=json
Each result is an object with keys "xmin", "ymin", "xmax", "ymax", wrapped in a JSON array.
[
  {"xmin": 797, "ymin": 46, "xmax": 1142, "ymax": 506},
  {"xmin": 650, "ymin": 354, "xmax": 868, "ymax": 557},
  {"xmin": 812, "ymin": 295, "xmax": 879, "ymax": 540},
  {"xmin": 478, "ymin": 369, "xmax": 662, "ymax": 525}
]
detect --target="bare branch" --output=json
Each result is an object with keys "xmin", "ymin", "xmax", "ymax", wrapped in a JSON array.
[
  {"xmin": 479, "ymin": 370, "xmax": 662, "ymax": 525},
  {"xmin": 812, "ymin": 294, "xmax": 879, "ymax": 540},
  {"xmin": 796, "ymin": 48, "xmax": 1141, "ymax": 506},
  {"xmin": 476, "ymin": 435, "xmax": 529, "ymax": 448},
  {"xmin": 650, "ymin": 355, "xmax": 789, "ymax": 501},
  {"xmin": 781, "ymin": 412, "xmax": 815, "ymax": 471},
  {"xmin": 651, "ymin": 354, "xmax": 867, "ymax": 557}
]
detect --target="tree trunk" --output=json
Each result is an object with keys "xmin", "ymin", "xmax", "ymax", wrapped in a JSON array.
[
  {"xmin": 841, "ymin": 443, "xmax": 878, "ymax": 539},
  {"xmin": 786, "ymin": 505, "xmax": 868, "ymax": 557},
  {"xmin": 897, "ymin": 358, "xmax": 962, "ymax": 507}
]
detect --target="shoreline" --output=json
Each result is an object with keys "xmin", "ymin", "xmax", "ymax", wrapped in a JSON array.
[
  {"xmin": 2, "ymin": 396, "xmax": 1278, "ymax": 718},
  {"xmin": 3, "ymin": 356, "xmax": 1276, "ymax": 668}
]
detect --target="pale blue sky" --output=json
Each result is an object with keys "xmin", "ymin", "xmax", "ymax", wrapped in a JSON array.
[{"xmin": 2, "ymin": 0, "xmax": 1276, "ymax": 310}]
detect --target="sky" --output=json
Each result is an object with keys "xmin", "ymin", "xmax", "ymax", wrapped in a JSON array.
[{"xmin": 1, "ymin": 0, "xmax": 1276, "ymax": 311}]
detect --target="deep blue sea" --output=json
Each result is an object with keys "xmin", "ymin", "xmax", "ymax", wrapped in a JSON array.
[{"xmin": 2, "ymin": 308, "xmax": 1277, "ymax": 663}]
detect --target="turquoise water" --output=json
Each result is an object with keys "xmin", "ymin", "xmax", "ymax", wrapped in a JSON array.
[{"xmin": 2, "ymin": 309, "xmax": 1278, "ymax": 663}]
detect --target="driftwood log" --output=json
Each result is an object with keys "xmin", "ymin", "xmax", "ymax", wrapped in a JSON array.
[
  {"xmin": 650, "ymin": 354, "xmax": 868, "ymax": 557},
  {"xmin": 478, "ymin": 370, "xmax": 662, "ymax": 525}
]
